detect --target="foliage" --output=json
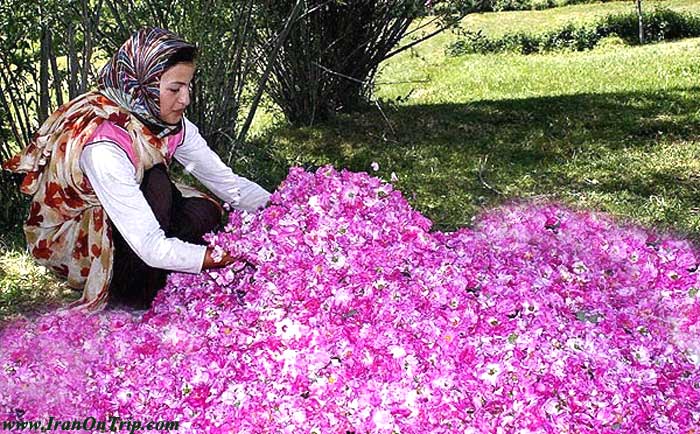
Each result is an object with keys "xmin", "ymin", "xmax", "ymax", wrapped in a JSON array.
[
  {"xmin": 488, "ymin": 0, "xmax": 553, "ymax": 11},
  {"xmin": 599, "ymin": 5, "xmax": 700, "ymax": 43},
  {"xmin": 0, "ymin": 0, "xmax": 105, "ymax": 138},
  {"xmin": 0, "ymin": 0, "xmax": 97, "ymax": 234},
  {"xmin": 483, "ymin": 0, "xmax": 624, "ymax": 12},
  {"xmin": 446, "ymin": 7, "xmax": 700, "ymax": 55},
  {"xmin": 256, "ymin": 0, "xmax": 474, "ymax": 126}
]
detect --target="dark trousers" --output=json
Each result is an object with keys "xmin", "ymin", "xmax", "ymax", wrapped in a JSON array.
[{"xmin": 108, "ymin": 164, "xmax": 222, "ymax": 309}]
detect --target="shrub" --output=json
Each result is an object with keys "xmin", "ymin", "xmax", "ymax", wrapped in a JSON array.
[
  {"xmin": 490, "ymin": 0, "xmax": 533, "ymax": 11},
  {"xmin": 599, "ymin": 7, "xmax": 700, "ymax": 44},
  {"xmin": 257, "ymin": 0, "xmax": 471, "ymax": 126},
  {"xmin": 540, "ymin": 23, "xmax": 602, "ymax": 51},
  {"xmin": 445, "ymin": 30, "xmax": 502, "ymax": 55},
  {"xmin": 531, "ymin": 0, "xmax": 558, "ymax": 10},
  {"xmin": 483, "ymin": 0, "xmax": 622, "ymax": 12},
  {"xmin": 447, "ymin": 7, "xmax": 700, "ymax": 56}
]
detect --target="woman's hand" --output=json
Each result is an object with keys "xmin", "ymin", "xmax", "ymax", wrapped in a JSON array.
[{"xmin": 202, "ymin": 246, "xmax": 236, "ymax": 270}]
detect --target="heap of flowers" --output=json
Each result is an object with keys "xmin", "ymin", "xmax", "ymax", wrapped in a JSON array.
[{"xmin": 1, "ymin": 165, "xmax": 699, "ymax": 433}]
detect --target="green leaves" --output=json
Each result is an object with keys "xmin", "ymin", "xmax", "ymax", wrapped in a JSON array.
[
  {"xmin": 447, "ymin": 7, "xmax": 700, "ymax": 56},
  {"xmin": 576, "ymin": 310, "xmax": 603, "ymax": 324}
]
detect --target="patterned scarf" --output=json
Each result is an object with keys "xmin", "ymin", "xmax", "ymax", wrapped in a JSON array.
[
  {"xmin": 99, "ymin": 27, "xmax": 195, "ymax": 138},
  {"xmin": 2, "ymin": 28, "xmax": 196, "ymax": 311}
]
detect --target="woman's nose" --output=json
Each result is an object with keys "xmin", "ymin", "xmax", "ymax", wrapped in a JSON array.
[{"xmin": 180, "ymin": 88, "xmax": 190, "ymax": 106}]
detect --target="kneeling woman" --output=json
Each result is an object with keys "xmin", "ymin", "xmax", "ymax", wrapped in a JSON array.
[{"xmin": 3, "ymin": 28, "xmax": 270, "ymax": 310}]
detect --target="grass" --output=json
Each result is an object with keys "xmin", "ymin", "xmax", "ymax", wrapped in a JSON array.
[
  {"xmin": 397, "ymin": 0, "xmax": 700, "ymax": 66},
  {"xmin": 256, "ymin": 37, "xmax": 700, "ymax": 237},
  {"xmin": 0, "ymin": 248, "xmax": 79, "ymax": 324},
  {"xmin": 381, "ymin": 39, "xmax": 700, "ymax": 103},
  {"xmin": 3, "ymin": 0, "xmax": 700, "ymax": 320}
]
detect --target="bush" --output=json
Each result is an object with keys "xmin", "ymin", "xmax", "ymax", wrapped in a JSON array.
[
  {"xmin": 599, "ymin": 7, "xmax": 700, "ymax": 44},
  {"xmin": 446, "ymin": 25, "xmax": 603, "ymax": 56},
  {"xmin": 483, "ymin": 0, "xmax": 621, "ymax": 12},
  {"xmin": 447, "ymin": 7, "xmax": 700, "ymax": 56},
  {"xmin": 257, "ymin": 0, "xmax": 471, "ymax": 126},
  {"xmin": 531, "ymin": 0, "xmax": 557, "ymax": 10},
  {"xmin": 541, "ymin": 23, "xmax": 602, "ymax": 51},
  {"xmin": 490, "ymin": 0, "xmax": 532, "ymax": 11},
  {"xmin": 445, "ymin": 30, "xmax": 503, "ymax": 55}
]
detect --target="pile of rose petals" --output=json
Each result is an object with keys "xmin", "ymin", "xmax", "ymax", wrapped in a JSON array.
[{"xmin": 1, "ymin": 166, "xmax": 699, "ymax": 433}]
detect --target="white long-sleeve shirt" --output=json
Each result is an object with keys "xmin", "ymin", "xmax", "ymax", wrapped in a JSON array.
[{"xmin": 79, "ymin": 117, "xmax": 270, "ymax": 274}]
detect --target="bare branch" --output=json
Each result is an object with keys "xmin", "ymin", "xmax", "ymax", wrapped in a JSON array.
[
  {"xmin": 39, "ymin": 25, "xmax": 50, "ymax": 123},
  {"xmin": 374, "ymin": 99, "xmax": 395, "ymax": 136},
  {"xmin": 0, "ymin": 80, "xmax": 24, "ymax": 149},
  {"xmin": 0, "ymin": 67, "xmax": 30, "ymax": 145},
  {"xmin": 312, "ymin": 61, "xmax": 367, "ymax": 85},
  {"xmin": 48, "ymin": 29, "xmax": 65, "ymax": 108},
  {"xmin": 237, "ymin": 0, "xmax": 304, "ymax": 143},
  {"xmin": 386, "ymin": 22, "xmax": 456, "ymax": 60},
  {"xmin": 67, "ymin": 23, "xmax": 79, "ymax": 99}
]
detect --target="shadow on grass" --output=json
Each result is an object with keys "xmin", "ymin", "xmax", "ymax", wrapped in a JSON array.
[
  {"xmin": 257, "ymin": 85, "xmax": 700, "ymax": 235},
  {"xmin": 1, "ymin": 86, "xmax": 699, "ymax": 321},
  {"xmin": 2, "ymin": 86, "xmax": 699, "ymax": 241}
]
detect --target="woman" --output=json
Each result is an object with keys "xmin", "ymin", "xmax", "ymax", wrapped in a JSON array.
[{"xmin": 2, "ymin": 28, "xmax": 270, "ymax": 310}]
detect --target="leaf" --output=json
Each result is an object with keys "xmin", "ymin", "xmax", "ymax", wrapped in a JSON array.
[{"xmin": 576, "ymin": 310, "xmax": 603, "ymax": 324}]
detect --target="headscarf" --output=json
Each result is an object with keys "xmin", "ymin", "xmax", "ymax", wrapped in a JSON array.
[
  {"xmin": 98, "ymin": 27, "xmax": 196, "ymax": 138},
  {"xmin": 1, "ymin": 28, "xmax": 196, "ymax": 311}
]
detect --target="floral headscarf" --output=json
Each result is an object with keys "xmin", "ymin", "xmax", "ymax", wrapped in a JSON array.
[{"xmin": 98, "ymin": 27, "xmax": 195, "ymax": 138}]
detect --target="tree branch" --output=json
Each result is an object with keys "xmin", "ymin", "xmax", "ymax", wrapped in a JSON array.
[{"xmin": 237, "ymin": 0, "xmax": 304, "ymax": 143}]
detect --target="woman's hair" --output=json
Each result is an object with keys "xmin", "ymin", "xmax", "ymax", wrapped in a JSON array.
[{"xmin": 164, "ymin": 45, "xmax": 198, "ymax": 68}]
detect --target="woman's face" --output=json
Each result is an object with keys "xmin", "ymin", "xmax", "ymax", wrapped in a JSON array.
[{"xmin": 159, "ymin": 62, "xmax": 195, "ymax": 124}]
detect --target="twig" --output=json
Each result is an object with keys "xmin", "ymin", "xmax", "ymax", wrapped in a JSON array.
[
  {"xmin": 237, "ymin": 0, "xmax": 304, "ymax": 143},
  {"xmin": 400, "ymin": 15, "xmax": 442, "ymax": 39},
  {"xmin": 385, "ymin": 22, "xmax": 457, "ymax": 60},
  {"xmin": 374, "ymin": 100, "xmax": 395, "ymax": 137},
  {"xmin": 311, "ymin": 61, "xmax": 367, "ymax": 85},
  {"xmin": 373, "ymin": 78, "xmax": 430, "ymax": 86},
  {"xmin": 478, "ymin": 155, "xmax": 503, "ymax": 196}
]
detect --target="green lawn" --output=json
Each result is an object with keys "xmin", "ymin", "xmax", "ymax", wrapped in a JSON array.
[
  {"xmin": 257, "ymin": 37, "xmax": 700, "ymax": 237},
  {"xmin": 392, "ymin": 0, "xmax": 700, "ymax": 67},
  {"xmin": 380, "ymin": 39, "xmax": 700, "ymax": 104},
  {"xmin": 4, "ymin": 1, "xmax": 700, "ymax": 320}
]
